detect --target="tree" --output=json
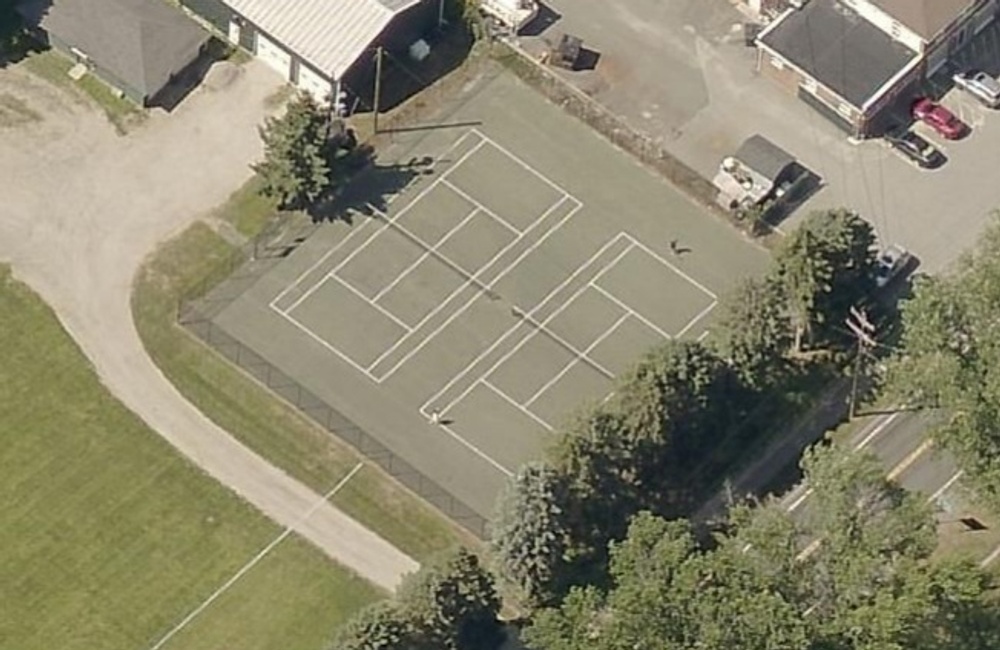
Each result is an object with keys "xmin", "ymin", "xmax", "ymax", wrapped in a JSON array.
[
  {"xmin": 331, "ymin": 601, "xmax": 423, "ymax": 650},
  {"xmin": 490, "ymin": 462, "xmax": 572, "ymax": 606},
  {"xmin": 252, "ymin": 92, "xmax": 332, "ymax": 209},
  {"xmin": 715, "ymin": 275, "xmax": 792, "ymax": 389},
  {"xmin": 399, "ymin": 547, "xmax": 503, "ymax": 650},
  {"xmin": 888, "ymin": 217, "xmax": 1000, "ymax": 501},
  {"xmin": 775, "ymin": 209, "xmax": 877, "ymax": 352}
]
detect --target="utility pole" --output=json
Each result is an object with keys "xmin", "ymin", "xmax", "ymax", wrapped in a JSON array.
[
  {"xmin": 846, "ymin": 305, "xmax": 877, "ymax": 419},
  {"xmin": 372, "ymin": 46, "xmax": 384, "ymax": 134}
]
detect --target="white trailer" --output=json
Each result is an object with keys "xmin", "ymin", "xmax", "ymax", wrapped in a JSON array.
[{"xmin": 479, "ymin": 0, "xmax": 539, "ymax": 33}]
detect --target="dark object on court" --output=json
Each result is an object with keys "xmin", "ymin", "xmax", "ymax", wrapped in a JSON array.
[{"xmin": 549, "ymin": 33, "xmax": 582, "ymax": 70}]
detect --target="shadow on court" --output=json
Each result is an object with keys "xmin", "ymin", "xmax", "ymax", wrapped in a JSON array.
[{"xmin": 310, "ymin": 154, "xmax": 436, "ymax": 223}]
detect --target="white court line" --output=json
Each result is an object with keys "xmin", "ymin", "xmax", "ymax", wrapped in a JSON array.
[
  {"xmin": 697, "ymin": 330, "xmax": 711, "ymax": 342},
  {"xmin": 629, "ymin": 238, "xmax": 718, "ymax": 300},
  {"xmin": 146, "ymin": 463, "xmax": 364, "ymax": 650},
  {"xmin": 371, "ymin": 207, "xmax": 482, "ymax": 303},
  {"xmin": 377, "ymin": 197, "xmax": 581, "ymax": 381},
  {"xmin": 431, "ymin": 238, "xmax": 631, "ymax": 418},
  {"xmin": 279, "ymin": 305, "xmax": 401, "ymax": 380},
  {"xmin": 482, "ymin": 379, "xmax": 555, "ymax": 432},
  {"xmin": 329, "ymin": 275, "xmax": 414, "ymax": 332},
  {"xmin": 442, "ymin": 178, "xmax": 522, "ymax": 235},
  {"xmin": 437, "ymin": 419, "xmax": 514, "ymax": 476},
  {"xmin": 269, "ymin": 130, "xmax": 482, "ymax": 311},
  {"xmin": 675, "ymin": 299, "xmax": 718, "ymax": 340},
  {"xmin": 524, "ymin": 311, "xmax": 630, "ymax": 408},
  {"xmin": 589, "ymin": 283, "xmax": 673, "ymax": 341},
  {"xmin": 472, "ymin": 128, "xmax": 576, "ymax": 196},
  {"xmin": 786, "ymin": 487, "xmax": 813, "ymax": 513}
]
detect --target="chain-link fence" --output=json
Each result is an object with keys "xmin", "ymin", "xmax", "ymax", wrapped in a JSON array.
[{"xmin": 177, "ymin": 213, "xmax": 490, "ymax": 538}]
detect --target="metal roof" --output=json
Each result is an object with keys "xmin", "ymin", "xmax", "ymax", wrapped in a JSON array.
[
  {"xmin": 869, "ymin": 0, "xmax": 978, "ymax": 41},
  {"xmin": 227, "ymin": 0, "xmax": 422, "ymax": 79}
]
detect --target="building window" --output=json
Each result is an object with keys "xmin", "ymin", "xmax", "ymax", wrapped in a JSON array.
[
  {"xmin": 802, "ymin": 78, "xmax": 818, "ymax": 93},
  {"xmin": 837, "ymin": 102, "xmax": 854, "ymax": 117},
  {"xmin": 770, "ymin": 55, "xmax": 784, "ymax": 70},
  {"xmin": 890, "ymin": 21, "xmax": 902, "ymax": 38}
]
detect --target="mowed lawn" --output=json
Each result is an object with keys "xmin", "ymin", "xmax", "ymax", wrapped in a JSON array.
[{"xmin": 0, "ymin": 267, "xmax": 382, "ymax": 650}]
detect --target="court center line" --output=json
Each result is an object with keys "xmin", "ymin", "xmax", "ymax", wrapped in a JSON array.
[
  {"xmin": 441, "ymin": 178, "xmax": 523, "ymax": 235},
  {"xmin": 146, "ymin": 463, "xmax": 365, "ymax": 650},
  {"xmin": 588, "ymin": 282, "xmax": 673, "ymax": 341},
  {"xmin": 380, "ymin": 197, "xmax": 581, "ymax": 382},
  {"xmin": 365, "ymin": 196, "xmax": 572, "ymax": 374},
  {"xmin": 330, "ymin": 274, "xmax": 415, "ymax": 332},
  {"xmin": 370, "ymin": 207, "xmax": 482, "ymax": 303},
  {"xmin": 524, "ymin": 310, "xmax": 631, "ymax": 408},
  {"xmin": 421, "ymin": 232, "xmax": 625, "ymax": 416},
  {"xmin": 482, "ymin": 379, "xmax": 555, "ymax": 432},
  {"xmin": 325, "ymin": 139, "xmax": 489, "ymax": 282},
  {"xmin": 928, "ymin": 470, "xmax": 963, "ymax": 504},
  {"xmin": 434, "ymin": 239, "xmax": 631, "ymax": 417},
  {"xmin": 269, "ymin": 130, "xmax": 481, "ymax": 310}
]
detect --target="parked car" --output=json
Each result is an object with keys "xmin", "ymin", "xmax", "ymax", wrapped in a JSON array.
[
  {"xmin": 911, "ymin": 98, "xmax": 966, "ymax": 139},
  {"xmin": 883, "ymin": 127, "xmax": 944, "ymax": 168},
  {"xmin": 953, "ymin": 70, "xmax": 1000, "ymax": 108},
  {"xmin": 875, "ymin": 245, "xmax": 910, "ymax": 288}
]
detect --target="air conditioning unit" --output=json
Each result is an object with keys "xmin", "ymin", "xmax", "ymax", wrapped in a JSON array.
[{"xmin": 789, "ymin": 0, "xmax": 809, "ymax": 8}]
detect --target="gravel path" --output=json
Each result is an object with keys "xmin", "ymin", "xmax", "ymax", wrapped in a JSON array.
[{"xmin": 0, "ymin": 61, "xmax": 418, "ymax": 592}]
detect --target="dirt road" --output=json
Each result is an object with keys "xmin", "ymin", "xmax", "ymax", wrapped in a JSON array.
[{"xmin": 0, "ymin": 61, "xmax": 417, "ymax": 592}]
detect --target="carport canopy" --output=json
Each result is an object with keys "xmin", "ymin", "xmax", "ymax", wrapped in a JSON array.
[{"xmin": 734, "ymin": 135, "xmax": 796, "ymax": 184}]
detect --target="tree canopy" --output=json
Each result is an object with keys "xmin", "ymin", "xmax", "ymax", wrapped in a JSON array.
[
  {"xmin": 252, "ymin": 93, "xmax": 333, "ymax": 210},
  {"xmin": 523, "ymin": 444, "xmax": 993, "ymax": 650},
  {"xmin": 888, "ymin": 217, "xmax": 1000, "ymax": 502}
]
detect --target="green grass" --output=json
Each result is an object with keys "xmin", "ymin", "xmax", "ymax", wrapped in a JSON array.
[
  {"xmin": 20, "ymin": 48, "xmax": 144, "ymax": 134},
  {"xmin": 211, "ymin": 175, "xmax": 279, "ymax": 238},
  {"xmin": 0, "ymin": 266, "xmax": 381, "ymax": 650},
  {"xmin": 132, "ymin": 220, "xmax": 473, "ymax": 561}
]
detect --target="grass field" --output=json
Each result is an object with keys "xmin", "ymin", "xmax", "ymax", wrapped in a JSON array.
[
  {"xmin": 0, "ymin": 266, "xmax": 382, "ymax": 650},
  {"xmin": 132, "ymin": 216, "xmax": 473, "ymax": 560}
]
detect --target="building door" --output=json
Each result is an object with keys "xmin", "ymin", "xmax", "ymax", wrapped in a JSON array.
[{"xmin": 255, "ymin": 32, "xmax": 292, "ymax": 80}]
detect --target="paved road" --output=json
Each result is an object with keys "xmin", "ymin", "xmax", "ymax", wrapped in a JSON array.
[{"xmin": 0, "ymin": 61, "xmax": 417, "ymax": 591}]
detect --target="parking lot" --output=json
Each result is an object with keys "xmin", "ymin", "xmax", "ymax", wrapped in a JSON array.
[{"xmin": 522, "ymin": 0, "xmax": 1000, "ymax": 272}]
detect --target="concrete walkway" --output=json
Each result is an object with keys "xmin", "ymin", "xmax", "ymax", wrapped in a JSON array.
[{"xmin": 0, "ymin": 61, "xmax": 417, "ymax": 592}]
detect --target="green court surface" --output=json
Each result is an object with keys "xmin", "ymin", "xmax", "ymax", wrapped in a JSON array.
[{"xmin": 211, "ymin": 68, "xmax": 768, "ymax": 522}]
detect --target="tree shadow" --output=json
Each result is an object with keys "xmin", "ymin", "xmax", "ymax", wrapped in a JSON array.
[
  {"xmin": 0, "ymin": 0, "xmax": 49, "ymax": 68},
  {"xmin": 308, "ymin": 151, "xmax": 436, "ymax": 223},
  {"xmin": 149, "ymin": 37, "xmax": 235, "ymax": 112}
]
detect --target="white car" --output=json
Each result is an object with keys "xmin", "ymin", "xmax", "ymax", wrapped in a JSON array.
[
  {"xmin": 875, "ymin": 245, "xmax": 910, "ymax": 288},
  {"xmin": 953, "ymin": 71, "xmax": 1000, "ymax": 108}
]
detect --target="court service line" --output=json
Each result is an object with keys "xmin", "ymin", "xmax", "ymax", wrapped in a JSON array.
[
  {"xmin": 588, "ymin": 282, "xmax": 673, "ymax": 341},
  {"xmin": 269, "ymin": 130, "xmax": 481, "ymax": 311},
  {"xmin": 146, "ymin": 463, "xmax": 364, "ymax": 650},
  {"xmin": 472, "ymin": 128, "xmax": 579, "ymax": 198},
  {"xmin": 441, "ymin": 177, "xmax": 523, "ymax": 235},
  {"xmin": 432, "ymin": 239, "xmax": 631, "ymax": 418},
  {"xmin": 378, "ymin": 197, "xmax": 582, "ymax": 382},
  {"xmin": 482, "ymin": 379, "xmax": 555, "ymax": 432},
  {"xmin": 371, "ymin": 207, "xmax": 482, "ymax": 303},
  {"xmin": 524, "ymin": 311, "xmax": 631, "ymax": 408},
  {"xmin": 277, "ymin": 307, "xmax": 393, "ymax": 380},
  {"xmin": 331, "ymin": 275, "xmax": 415, "ymax": 332},
  {"xmin": 675, "ymin": 299, "xmax": 718, "ymax": 340},
  {"xmin": 928, "ymin": 470, "xmax": 963, "ymax": 504}
]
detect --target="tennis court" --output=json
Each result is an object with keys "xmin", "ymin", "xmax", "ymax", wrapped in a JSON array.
[{"xmin": 211, "ymin": 69, "xmax": 767, "ymax": 522}]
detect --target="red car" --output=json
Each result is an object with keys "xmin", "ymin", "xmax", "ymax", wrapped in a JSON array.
[{"xmin": 911, "ymin": 97, "xmax": 966, "ymax": 139}]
